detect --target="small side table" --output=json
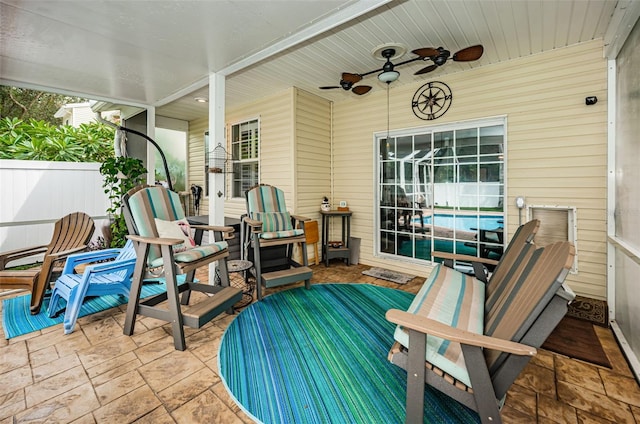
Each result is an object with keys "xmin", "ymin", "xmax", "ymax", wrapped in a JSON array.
[
  {"xmin": 320, "ymin": 210, "xmax": 353, "ymax": 266},
  {"xmin": 225, "ymin": 259, "xmax": 255, "ymax": 307}
]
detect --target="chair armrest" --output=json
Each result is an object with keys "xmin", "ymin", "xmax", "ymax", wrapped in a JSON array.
[
  {"xmin": 127, "ymin": 234, "xmax": 184, "ymax": 246},
  {"xmin": 47, "ymin": 245, "xmax": 90, "ymax": 263},
  {"xmin": 386, "ymin": 309, "xmax": 536, "ymax": 356},
  {"xmin": 432, "ymin": 251, "xmax": 499, "ymax": 267},
  {"xmin": 0, "ymin": 245, "xmax": 48, "ymax": 270},
  {"xmin": 291, "ymin": 214, "xmax": 311, "ymax": 222},
  {"xmin": 244, "ymin": 217, "xmax": 262, "ymax": 226},
  {"xmin": 60, "ymin": 248, "xmax": 122, "ymax": 275},
  {"xmin": 244, "ymin": 218, "xmax": 262, "ymax": 233},
  {"xmin": 190, "ymin": 224, "xmax": 234, "ymax": 234},
  {"xmin": 191, "ymin": 224, "xmax": 235, "ymax": 241},
  {"xmin": 82, "ymin": 257, "xmax": 137, "ymax": 276}
]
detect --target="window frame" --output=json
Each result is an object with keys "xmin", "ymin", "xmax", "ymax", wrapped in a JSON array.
[
  {"xmin": 374, "ymin": 117, "xmax": 507, "ymax": 265},
  {"xmin": 230, "ymin": 117, "xmax": 260, "ymax": 199}
]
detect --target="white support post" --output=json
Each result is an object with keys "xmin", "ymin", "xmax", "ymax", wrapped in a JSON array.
[{"xmin": 208, "ymin": 73, "xmax": 226, "ymax": 284}]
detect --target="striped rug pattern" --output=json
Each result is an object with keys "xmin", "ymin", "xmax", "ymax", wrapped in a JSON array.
[
  {"xmin": 218, "ymin": 283, "xmax": 480, "ymax": 423},
  {"xmin": 2, "ymin": 282, "xmax": 168, "ymax": 339}
]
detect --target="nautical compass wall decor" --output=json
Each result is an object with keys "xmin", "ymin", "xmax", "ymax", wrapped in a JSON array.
[{"xmin": 411, "ymin": 81, "xmax": 452, "ymax": 120}]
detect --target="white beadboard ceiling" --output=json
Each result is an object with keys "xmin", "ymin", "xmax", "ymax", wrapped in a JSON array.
[{"xmin": 1, "ymin": 0, "xmax": 636, "ymax": 122}]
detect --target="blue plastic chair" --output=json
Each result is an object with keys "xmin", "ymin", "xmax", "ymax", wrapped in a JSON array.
[{"xmin": 47, "ymin": 240, "xmax": 137, "ymax": 334}]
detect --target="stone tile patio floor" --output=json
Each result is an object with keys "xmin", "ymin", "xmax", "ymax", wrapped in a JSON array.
[{"xmin": 1, "ymin": 261, "xmax": 640, "ymax": 423}]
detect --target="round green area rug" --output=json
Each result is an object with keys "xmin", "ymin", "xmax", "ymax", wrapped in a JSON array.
[{"xmin": 218, "ymin": 283, "xmax": 480, "ymax": 423}]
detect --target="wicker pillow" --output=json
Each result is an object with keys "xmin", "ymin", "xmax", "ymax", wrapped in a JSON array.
[{"xmin": 154, "ymin": 218, "xmax": 196, "ymax": 253}]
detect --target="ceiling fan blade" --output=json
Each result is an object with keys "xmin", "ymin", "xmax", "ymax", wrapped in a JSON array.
[
  {"xmin": 342, "ymin": 72, "xmax": 362, "ymax": 84},
  {"xmin": 319, "ymin": 86, "xmax": 341, "ymax": 90},
  {"xmin": 453, "ymin": 45, "xmax": 484, "ymax": 61},
  {"xmin": 414, "ymin": 64, "xmax": 438, "ymax": 75},
  {"xmin": 352, "ymin": 85, "xmax": 372, "ymax": 95},
  {"xmin": 412, "ymin": 47, "xmax": 439, "ymax": 58}
]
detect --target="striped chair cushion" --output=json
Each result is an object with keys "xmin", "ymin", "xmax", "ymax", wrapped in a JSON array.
[
  {"xmin": 393, "ymin": 263, "xmax": 485, "ymax": 387},
  {"xmin": 148, "ymin": 241, "xmax": 228, "ymax": 268},
  {"xmin": 259, "ymin": 229, "xmax": 305, "ymax": 240},
  {"xmin": 246, "ymin": 185, "xmax": 288, "ymax": 213},
  {"xmin": 255, "ymin": 211, "xmax": 293, "ymax": 232},
  {"xmin": 128, "ymin": 186, "xmax": 187, "ymax": 265},
  {"xmin": 128, "ymin": 186, "xmax": 229, "ymax": 268},
  {"xmin": 252, "ymin": 211, "xmax": 304, "ymax": 239}
]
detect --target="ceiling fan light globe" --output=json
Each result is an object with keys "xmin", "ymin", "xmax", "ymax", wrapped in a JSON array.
[{"xmin": 378, "ymin": 70, "xmax": 399, "ymax": 83}]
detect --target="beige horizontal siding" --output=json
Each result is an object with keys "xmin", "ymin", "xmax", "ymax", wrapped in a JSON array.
[
  {"xmin": 293, "ymin": 89, "xmax": 331, "ymax": 261},
  {"xmin": 332, "ymin": 39, "xmax": 608, "ymax": 297},
  {"xmin": 223, "ymin": 88, "xmax": 294, "ymax": 218},
  {"xmin": 187, "ymin": 117, "xmax": 208, "ymax": 216},
  {"xmin": 187, "ymin": 88, "xmax": 331, "ymax": 224},
  {"xmin": 185, "ymin": 40, "xmax": 608, "ymax": 298}
]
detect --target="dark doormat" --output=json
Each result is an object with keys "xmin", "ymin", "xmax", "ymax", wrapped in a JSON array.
[
  {"xmin": 542, "ymin": 316, "xmax": 611, "ymax": 368},
  {"xmin": 566, "ymin": 295, "xmax": 608, "ymax": 327},
  {"xmin": 362, "ymin": 267, "xmax": 414, "ymax": 285}
]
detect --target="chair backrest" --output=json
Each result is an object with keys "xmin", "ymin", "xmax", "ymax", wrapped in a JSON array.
[
  {"xmin": 47, "ymin": 212, "xmax": 95, "ymax": 256},
  {"xmin": 115, "ymin": 239, "xmax": 136, "ymax": 261},
  {"xmin": 246, "ymin": 184, "xmax": 288, "ymax": 215},
  {"xmin": 381, "ymin": 185, "xmax": 410, "ymax": 208},
  {"xmin": 484, "ymin": 241, "xmax": 575, "ymax": 372},
  {"xmin": 124, "ymin": 185, "xmax": 187, "ymax": 264},
  {"xmin": 484, "ymin": 219, "xmax": 540, "ymax": 309}
]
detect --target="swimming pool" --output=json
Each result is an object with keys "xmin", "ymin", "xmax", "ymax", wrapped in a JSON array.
[{"xmin": 415, "ymin": 213, "xmax": 503, "ymax": 232}]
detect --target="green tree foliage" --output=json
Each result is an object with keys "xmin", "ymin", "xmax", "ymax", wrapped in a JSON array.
[
  {"xmin": 154, "ymin": 155, "xmax": 186, "ymax": 192},
  {"xmin": 0, "ymin": 117, "xmax": 115, "ymax": 162},
  {"xmin": 100, "ymin": 156, "xmax": 147, "ymax": 247},
  {"xmin": 0, "ymin": 86, "xmax": 87, "ymax": 125}
]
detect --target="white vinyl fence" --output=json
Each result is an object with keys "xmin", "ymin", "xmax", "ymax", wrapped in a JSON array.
[{"xmin": 0, "ymin": 159, "xmax": 110, "ymax": 265}]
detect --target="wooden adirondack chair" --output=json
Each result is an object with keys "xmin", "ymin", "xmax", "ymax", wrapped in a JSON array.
[
  {"xmin": 387, "ymin": 241, "xmax": 576, "ymax": 424},
  {"xmin": 122, "ymin": 185, "xmax": 242, "ymax": 350},
  {"xmin": 244, "ymin": 184, "xmax": 312, "ymax": 300},
  {"xmin": 0, "ymin": 212, "xmax": 95, "ymax": 314},
  {"xmin": 47, "ymin": 240, "xmax": 137, "ymax": 334},
  {"xmin": 433, "ymin": 219, "xmax": 540, "ymax": 288}
]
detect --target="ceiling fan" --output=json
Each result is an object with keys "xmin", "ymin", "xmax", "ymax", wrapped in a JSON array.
[
  {"xmin": 319, "ymin": 44, "xmax": 483, "ymax": 95},
  {"xmin": 412, "ymin": 45, "xmax": 484, "ymax": 75},
  {"xmin": 319, "ymin": 72, "xmax": 372, "ymax": 95}
]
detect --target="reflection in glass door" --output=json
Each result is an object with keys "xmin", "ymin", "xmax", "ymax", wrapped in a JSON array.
[{"xmin": 376, "ymin": 119, "xmax": 505, "ymax": 265}]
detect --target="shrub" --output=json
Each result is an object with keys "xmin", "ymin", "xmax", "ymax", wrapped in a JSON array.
[
  {"xmin": 0, "ymin": 117, "xmax": 115, "ymax": 162},
  {"xmin": 100, "ymin": 156, "xmax": 147, "ymax": 248}
]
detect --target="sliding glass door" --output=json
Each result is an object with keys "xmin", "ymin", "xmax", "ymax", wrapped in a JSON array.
[{"xmin": 376, "ymin": 118, "xmax": 505, "ymax": 264}]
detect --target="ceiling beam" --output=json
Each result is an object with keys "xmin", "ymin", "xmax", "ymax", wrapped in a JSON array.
[
  {"xmin": 154, "ymin": 0, "xmax": 392, "ymax": 108},
  {"xmin": 604, "ymin": 0, "xmax": 640, "ymax": 59},
  {"xmin": 220, "ymin": 0, "xmax": 391, "ymax": 76}
]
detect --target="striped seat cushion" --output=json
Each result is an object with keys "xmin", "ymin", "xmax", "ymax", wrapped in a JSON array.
[
  {"xmin": 393, "ymin": 263, "xmax": 485, "ymax": 387},
  {"xmin": 252, "ymin": 211, "xmax": 304, "ymax": 239},
  {"xmin": 128, "ymin": 186, "xmax": 230, "ymax": 268},
  {"xmin": 148, "ymin": 241, "xmax": 228, "ymax": 268},
  {"xmin": 259, "ymin": 229, "xmax": 305, "ymax": 240},
  {"xmin": 254, "ymin": 211, "xmax": 293, "ymax": 231},
  {"xmin": 246, "ymin": 185, "xmax": 288, "ymax": 213}
]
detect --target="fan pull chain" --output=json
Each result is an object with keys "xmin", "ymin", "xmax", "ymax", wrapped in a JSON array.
[
  {"xmin": 387, "ymin": 84, "xmax": 391, "ymax": 144},
  {"xmin": 386, "ymin": 82, "xmax": 390, "ymax": 144}
]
